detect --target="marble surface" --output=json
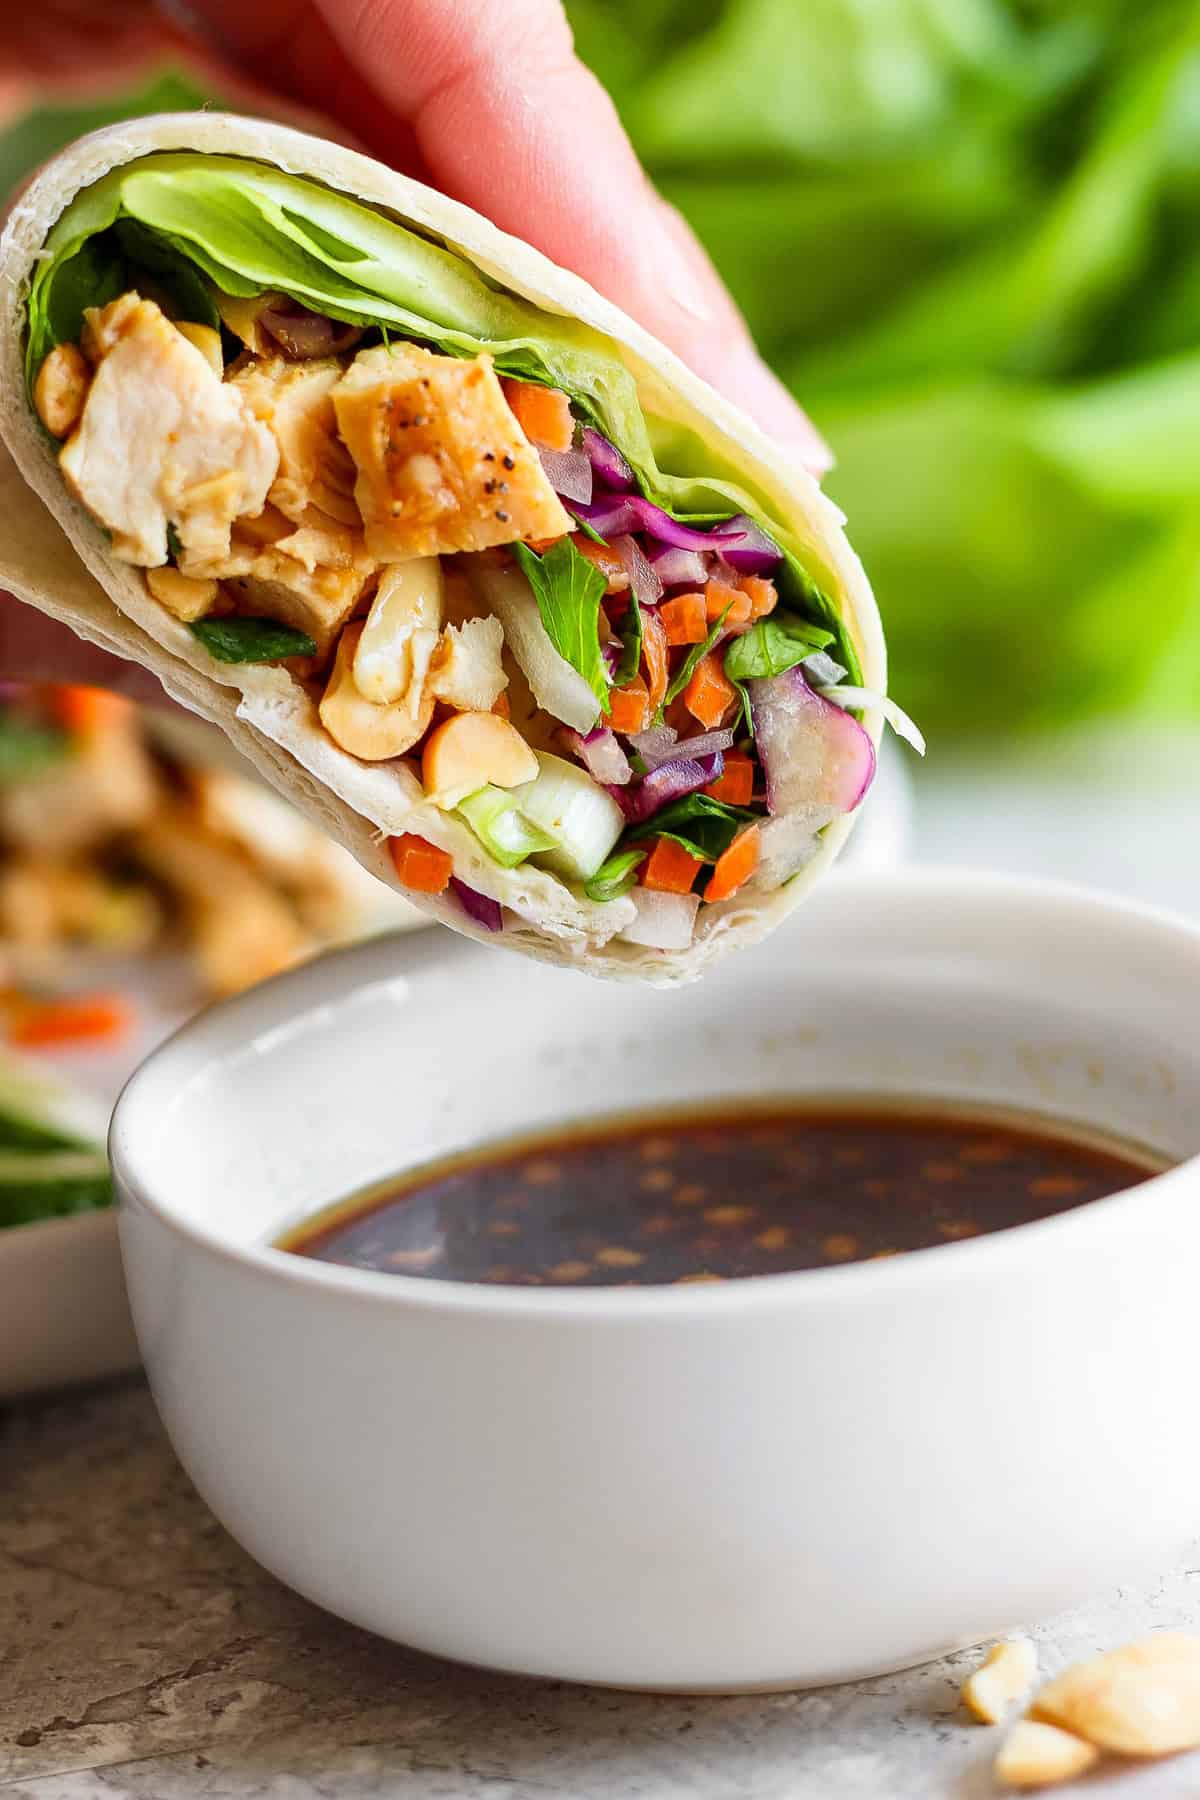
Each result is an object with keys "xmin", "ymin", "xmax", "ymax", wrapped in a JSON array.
[{"xmin": 2, "ymin": 1378, "xmax": 1200, "ymax": 1798}]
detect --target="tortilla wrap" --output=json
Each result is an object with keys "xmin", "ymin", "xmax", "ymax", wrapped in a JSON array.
[{"xmin": 0, "ymin": 114, "xmax": 885, "ymax": 983}]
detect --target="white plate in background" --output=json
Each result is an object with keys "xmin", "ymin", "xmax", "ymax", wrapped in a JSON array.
[{"xmin": 0, "ymin": 759, "xmax": 913, "ymax": 1400}]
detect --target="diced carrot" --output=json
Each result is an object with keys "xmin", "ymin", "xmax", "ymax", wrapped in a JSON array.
[
  {"xmin": 9, "ymin": 992, "xmax": 132, "ymax": 1049},
  {"xmin": 641, "ymin": 606, "xmax": 670, "ymax": 711},
  {"xmin": 575, "ymin": 535, "xmax": 630, "ymax": 593},
  {"xmin": 609, "ymin": 676, "xmax": 650, "ymax": 734},
  {"xmin": 684, "ymin": 652, "xmax": 737, "ymax": 729},
  {"xmin": 640, "ymin": 837, "xmax": 703, "ymax": 895},
  {"xmin": 704, "ymin": 825, "xmax": 760, "ymax": 903},
  {"xmin": 48, "ymin": 684, "xmax": 130, "ymax": 736},
  {"xmin": 704, "ymin": 579, "xmax": 751, "ymax": 628},
  {"xmin": 525, "ymin": 536, "xmax": 567, "ymax": 555},
  {"xmin": 389, "ymin": 833, "xmax": 454, "ymax": 893},
  {"xmin": 705, "ymin": 749, "xmax": 754, "ymax": 806},
  {"xmin": 738, "ymin": 574, "xmax": 777, "ymax": 619},
  {"xmin": 501, "ymin": 379, "xmax": 575, "ymax": 452},
  {"xmin": 659, "ymin": 593, "xmax": 708, "ymax": 646},
  {"xmin": 491, "ymin": 692, "xmax": 511, "ymax": 719}
]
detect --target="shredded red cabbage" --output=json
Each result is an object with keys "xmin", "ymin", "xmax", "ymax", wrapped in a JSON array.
[
  {"xmin": 635, "ymin": 727, "xmax": 734, "ymax": 772},
  {"xmin": 572, "ymin": 493, "xmax": 782, "ymax": 573},
  {"xmin": 451, "ymin": 878, "xmax": 503, "ymax": 932},
  {"xmin": 609, "ymin": 752, "xmax": 724, "ymax": 823},
  {"xmin": 581, "ymin": 428, "xmax": 636, "ymax": 493}
]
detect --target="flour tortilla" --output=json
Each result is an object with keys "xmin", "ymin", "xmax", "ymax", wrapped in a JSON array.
[{"xmin": 0, "ymin": 114, "xmax": 885, "ymax": 983}]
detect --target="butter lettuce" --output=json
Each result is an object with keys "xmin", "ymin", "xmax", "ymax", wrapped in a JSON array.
[{"xmin": 26, "ymin": 153, "xmax": 859, "ymax": 678}]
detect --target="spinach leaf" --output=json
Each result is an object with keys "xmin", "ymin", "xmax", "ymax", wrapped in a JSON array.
[
  {"xmin": 513, "ymin": 538, "xmax": 610, "ymax": 714},
  {"xmin": 190, "ymin": 618, "xmax": 317, "ymax": 664},
  {"xmin": 723, "ymin": 613, "xmax": 835, "ymax": 683},
  {"xmin": 663, "ymin": 603, "xmax": 731, "ymax": 706},
  {"xmin": 626, "ymin": 793, "xmax": 758, "ymax": 862},
  {"xmin": 584, "ymin": 847, "xmax": 646, "ymax": 901}
]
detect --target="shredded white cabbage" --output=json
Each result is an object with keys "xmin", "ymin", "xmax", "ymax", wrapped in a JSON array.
[{"xmin": 816, "ymin": 685, "xmax": 926, "ymax": 756}]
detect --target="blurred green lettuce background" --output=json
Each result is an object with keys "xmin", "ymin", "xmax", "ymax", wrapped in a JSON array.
[
  {"xmin": 4, "ymin": 2, "xmax": 1200, "ymax": 735},
  {"xmin": 567, "ymin": 0, "xmax": 1200, "ymax": 734}
]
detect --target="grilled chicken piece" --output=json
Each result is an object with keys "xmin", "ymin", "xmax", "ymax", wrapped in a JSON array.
[
  {"xmin": 332, "ymin": 345, "xmax": 570, "ymax": 562},
  {"xmin": 222, "ymin": 559, "xmax": 371, "ymax": 660},
  {"xmin": 59, "ymin": 295, "xmax": 278, "ymax": 567},
  {"xmin": 0, "ymin": 712, "xmax": 159, "ymax": 856},
  {"xmin": 231, "ymin": 357, "xmax": 362, "ymax": 528}
]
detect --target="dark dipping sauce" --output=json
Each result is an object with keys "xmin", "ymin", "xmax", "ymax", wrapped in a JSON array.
[{"xmin": 279, "ymin": 1102, "xmax": 1167, "ymax": 1287}]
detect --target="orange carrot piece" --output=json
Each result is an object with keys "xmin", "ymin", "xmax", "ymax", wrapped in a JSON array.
[
  {"xmin": 704, "ymin": 579, "xmax": 751, "ymax": 628},
  {"xmin": 9, "ymin": 992, "xmax": 132, "ymax": 1049},
  {"xmin": 575, "ymin": 535, "xmax": 630, "ymax": 593},
  {"xmin": 641, "ymin": 837, "xmax": 704, "ymax": 895},
  {"xmin": 491, "ymin": 692, "xmax": 511, "ymax": 719},
  {"xmin": 738, "ymin": 575, "xmax": 778, "ymax": 619},
  {"xmin": 684, "ymin": 652, "xmax": 737, "ymax": 729},
  {"xmin": 641, "ymin": 606, "xmax": 670, "ymax": 712},
  {"xmin": 49, "ymin": 685, "xmax": 130, "ymax": 736},
  {"xmin": 609, "ymin": 676, "xmax": 650, "ymax": 734},
  {"xmin": 705, "ymin": 749, "xmax": 754, "ymax": 806},
  {"xmin": 704, "ymin": 826, "xmax": 760, "ymax": 903},
  {"xmin": 660, "ymin": 593, "xmax": 708, "ymax": 646},
  {"xmin": 501, "ymin": 379, "xmax": 575, "ymax": 452},
  {"xmin": 389, "ymin": 833, "xmax": 454, "ymax": 893}
]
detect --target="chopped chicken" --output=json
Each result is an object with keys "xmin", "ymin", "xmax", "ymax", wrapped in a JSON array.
[
  {"xmin": 221, "ymin": 558, "xmax": 371, "ymax": 660},
  {"xmin": 60, "ymin": 294, "xmax": 278, "ymax": 567},
  {"xmin": 145, "ymin": 567, "xmax": 222, "ymax": 623},
  {"xmin": 332, "ymin": 344, "xmax": 570, "ymax": 562},
  {"xmin": 134, "ymin": 816, "xmax": 314, "ymax": 997},
  {"xmin": 428, "ymin": 616, "xmax": 507, "ymax": 711},
  {"xmin": 232, "ymin": 357, "xmax": 362, "ymax": 528}
]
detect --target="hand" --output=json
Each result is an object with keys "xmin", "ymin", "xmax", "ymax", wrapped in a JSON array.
[
  {"xmin": 3, "ymin": 0, "xmax": 830, "ymax": 692},
  {"xmin": 184, "ymin": 0, "xmax": 829, "ymax": 472}
]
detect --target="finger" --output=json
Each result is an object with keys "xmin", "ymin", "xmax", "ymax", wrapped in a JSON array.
[
  {"xmin": 183, "ymin": 0, "xmax": 831, "ymax": 473},
  {"xmin": 0, "ymin": 594, "xmax": 169, "ymax": 705}
]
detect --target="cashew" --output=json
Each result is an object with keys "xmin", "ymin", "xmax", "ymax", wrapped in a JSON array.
[
  {"xmin": 145, "ymin": 567, "xmax": 220, "ymax": 622},
  {"xmin": 34, "ymin": 343, "xmax": 91, "ymax": 439},
  {"xmin": 175, "ymin": 321, "xmax": 225, "ymax": 380},
  {"xmin": 1031, "ymin": 1632, "xmax": 1200, "ymax": 1756},
  {"xmin": 353, "ymin": 558, "xmax": 444, "ymax": 703},
  {"xmin": 962, "ymin": 1638, "xmax": 1037, "ymax": 1724},
  {"xmin": 319, "ymin": 620, "xmax": 435, "ymax": 761},
  {"xmin": 994, "ymin": 1721, "xmax": 1099, "ymax": 1789},
  {"xmin": 421, "ymin": 711, "xmax": 538, "ymax": 802}
]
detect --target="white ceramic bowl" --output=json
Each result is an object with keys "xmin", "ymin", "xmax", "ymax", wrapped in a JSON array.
[{"xmin": 112, "ymin": 871, "xmax": 1200, "ymax": 1691}]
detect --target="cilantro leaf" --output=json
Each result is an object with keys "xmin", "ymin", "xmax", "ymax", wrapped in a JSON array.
[
  {"xmin": 513, "ymin": 538, "xmax": 610, "ymax": 715},
  {"xmin": 584, "ymin": 847, "xmax": 646, "ymax": 901},
  {"xmin": 189, "ymin": 618, "xmax": 317, "ymax": 664},
  {"xmin": 626, "ymin": 793, "xmax": 758, "ymax": 862}
]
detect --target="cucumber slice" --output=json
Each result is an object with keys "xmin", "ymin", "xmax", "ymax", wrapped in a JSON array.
[
  {"xmin": 0, "ymin": 1051, "xmax": 109, "ymax": 1152},
  {"xmin": 0, "ymin": 1150, "xmax": 112, "ymax": 1227}
]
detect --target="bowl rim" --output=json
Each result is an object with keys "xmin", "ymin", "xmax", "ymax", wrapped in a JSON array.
[{"xmin": 110, "ymin": 867, "xmax": 1200, "ymax": 1321}]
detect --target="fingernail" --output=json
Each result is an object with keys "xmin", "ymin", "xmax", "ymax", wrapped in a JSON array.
[{"xmin": 721, "ymin": 342, "xmax": 833, "ymax": 478}]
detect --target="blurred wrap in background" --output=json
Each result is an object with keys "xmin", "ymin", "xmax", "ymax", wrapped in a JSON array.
[{"xmin": 2, "ymin": 0, "xmax": 1199, "ymax": 745}]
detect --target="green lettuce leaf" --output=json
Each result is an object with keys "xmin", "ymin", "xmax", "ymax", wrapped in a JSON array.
[
  {"xmin": 189, "ymin": 618, "xmax": 317, "ymax": 663},
  {"xmin": 24, "ymin": 152, "xmax": 859, "ymax": 679},
  {"xmin": 626, "ymin": 792, "xmax": 757, "ymax": 861},
  {"xmin": 614, "ymin": 590, "xmax": 644, "ymax": 688},
  {"xmin": 513, "ymin": 539, "xmax": 611, "ymax": 715},
  {"xmin": 0, "ymin": 712, "xmax": 71, "ymax": 782}
]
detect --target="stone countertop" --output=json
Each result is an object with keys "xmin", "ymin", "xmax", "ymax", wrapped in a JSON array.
[{"xmin": 2, "ymin": 1378, "xmax": 1199, "ymax": 1800}]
